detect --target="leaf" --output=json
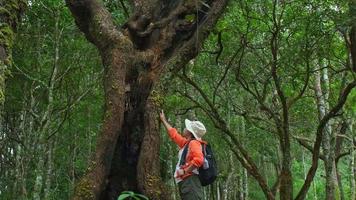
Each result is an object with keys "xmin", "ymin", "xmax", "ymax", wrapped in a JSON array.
[
  {"xmin": 185, "ymin": 14, "xmax": 195, "ymax": 23},
  {"xmin": 117, "ymin": 194, "xmax": 131, "ymax": 200},
  {"xmin": 121, "ymin": 191, "xmax": 135, "ymax": 195},
  {"xmin": 135, "ymin": 194, "xmax": 149, "ymax": 200}
]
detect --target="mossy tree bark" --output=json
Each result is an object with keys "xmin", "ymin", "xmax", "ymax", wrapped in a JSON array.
[
  {"xmin": 65, "ymin": 0, "xmax": 228, "ymax": 199},
  {"xmin": 0, "ymin": 0, "xmax": 26, "ymax": 113}
]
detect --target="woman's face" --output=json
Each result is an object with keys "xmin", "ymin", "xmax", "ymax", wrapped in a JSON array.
[{"xmin": 183, "ymin": 128, "xmax": 192, "ymax": 139}]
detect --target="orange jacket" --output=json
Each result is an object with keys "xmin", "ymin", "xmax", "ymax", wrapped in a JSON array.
[{"xmin": 168, "ymin": 128, "xmax": 205, "ymax": 179}]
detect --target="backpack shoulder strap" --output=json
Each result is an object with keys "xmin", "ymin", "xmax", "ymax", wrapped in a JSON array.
[
  {"xmin": 202, "ymin": 143, "xmax": 207, "ymax": 156},
  {"xmin": 180, "ymin": 139, "xmax": 199, "ymax": 166},
  {"xmin": 180, "ymin": 140, "xmax": 207, "ymax": 166}
]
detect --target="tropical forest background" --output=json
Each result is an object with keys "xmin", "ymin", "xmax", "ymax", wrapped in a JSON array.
[{"xmin": 0, "ymin": 0, "xmax": 355, "ymax": 200}]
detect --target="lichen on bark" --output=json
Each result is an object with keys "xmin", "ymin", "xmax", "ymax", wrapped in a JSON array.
[{"xmin": 72, "ymin": 178, "xmax": 96, "ymax": 200}]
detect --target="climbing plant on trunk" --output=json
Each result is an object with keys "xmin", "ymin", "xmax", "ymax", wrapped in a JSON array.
[{"xmin": 65, "ymin": 0, "xmax": 228, "ymax": 199}]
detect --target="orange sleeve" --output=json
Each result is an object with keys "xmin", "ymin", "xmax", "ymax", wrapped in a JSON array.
[
  {"xmin": 168, "ymin": 128, "xmax": 187, "ymax": 148},
  {"xmin": 187, "ymin": 140, "xmax": 204, "ymax": 168}
]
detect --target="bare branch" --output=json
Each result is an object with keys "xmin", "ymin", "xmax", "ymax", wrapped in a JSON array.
[
  {"xmin": 287, "ymin": 55, "xmax": 311, "ymax": 108},
  {"xmin": 201, "ymin": 31, "xmax": 224, "ymax": 63},
  {"xmin": 293, "ymin": 136, "xmax": 326, "ymax": 161},
  {"xmin": 350, "ymin": 3, "xmax": 356, "ymax": 72}
]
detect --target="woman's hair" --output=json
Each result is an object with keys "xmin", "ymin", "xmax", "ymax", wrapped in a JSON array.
[
  {"xmin": 184, "ymin": 128, "xmax": 196, "ymax": 139},
  {"xmin": 187, "ymin": 130, "xmax": 196, "ymax": 139}
]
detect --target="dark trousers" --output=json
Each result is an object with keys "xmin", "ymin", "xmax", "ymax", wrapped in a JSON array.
[{"xmin": 178, "ymin": 175, "xmax": 203, "ymax": 200}]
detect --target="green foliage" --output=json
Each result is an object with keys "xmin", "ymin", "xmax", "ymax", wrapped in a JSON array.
[
  {"xmin": 0, "ymin": 0, "xmax": 355, "ymax": 199},
  {"xmin": 160, "ymin": 0, "xmax": 355, "ymax": 199},
  {"xmin": 184, "ymin": 14, "xmax": 196, "ymax": 23},
  {"xmin": 1, "ymin": 0, "xmax": 103, "ymax": 199}
]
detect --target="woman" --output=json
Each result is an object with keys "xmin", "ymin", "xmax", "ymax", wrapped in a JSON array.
[{"xmin": 160, "ymin": 110, "xmax": 206, "ymax": 200}]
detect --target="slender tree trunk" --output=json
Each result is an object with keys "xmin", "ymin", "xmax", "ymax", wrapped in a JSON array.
[
  {"xmin": 223, "ymin": 151, "xmax": 234, "ymax": 200},
  {"xmin": 336, "ymin": 165, "xmax": 345, "ymax": 200},
  {"xmin": 33, "ymin": 151, "xmax": 45, "ymax": 200},
  {"xmin": 314, "ymin": 66, "xmax": 339, "ymax": 200},
  {"xmin": 314, "ymin": 67, "xmax": 330, "ymax": 197},
  {"xmin": 349, "ymin": 0, "xmax": 356, "ymax": 72},
  {"xmin": 301, "ymin": 149, "xmax": 309, "ymax": 200},
  {"xmin": 322, "ymin": 67, "xmax": 338, "ymax": 200},
  {"xmin": 352, "ymin": 153, "xmax": 356, "ymax": 200},
  {"xmin": 335, "ymin": 120, "xmax": 348, "ymax": 200},
  {"xmin": 347, "ymin": 2, "xmax": 356, "ymax": 196},
  {"xmin": 239, "ymin": 168, "xmax": 246, "ymax": 200},
  {"xmin": 32, "ymin": 13, "xmax": 62, "ymax": 198},
  {"xmin": 351, "ymin": 120, "xmax": 356, "ymax": 200},
  {"xmin": 12, "ymin": 94, "xmax": 31, "ymax": 199},
  {"xmin": 69, "ymin": 114, "xmax": 76, "ymax": 199},
  {"xmin": 44, "ymin": 140, "xmax": 55, "ymax": 200},
  {"xmin": 243, "ymin": 167, "xmax": 248, "ymax": 200},
  {"xmin": 13, "ymin": 144, "xmax": 22, "ymax": 197},
  {"xmin": 240, "ymin": 118, "xmax": 248, "ymax": 198},
  {"xmin": 279, "ymin": 154, "xmax": 292, "ymax": 200},
  {"xmin": 270, "ymin": 7, "xmax": 293, "ymax": 196}
]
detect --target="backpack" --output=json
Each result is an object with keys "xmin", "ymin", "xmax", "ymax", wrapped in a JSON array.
[{"xmin": 179, "ymin": 140, "xmax": 218, "ymax": 186}]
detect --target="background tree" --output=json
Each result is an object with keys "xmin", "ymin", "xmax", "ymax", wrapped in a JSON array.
[
  {"xmin": 0, "ymin": 1, "xmax": 103, "ymax": 199},
  {"xmin": 162, "ymin": 0, "xmax": 356, "ymax": 199}
]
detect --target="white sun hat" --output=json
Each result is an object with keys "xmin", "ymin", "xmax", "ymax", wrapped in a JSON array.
[{"xmin": 185, "ymin": 119, "xmax": 206, "ymax": 140}]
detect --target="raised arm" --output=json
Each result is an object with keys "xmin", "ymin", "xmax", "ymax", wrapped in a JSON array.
[
  {"xmin": 160, "ymin": 110, "xmax": 187, "ymax": 148},
  {"xmin": 160, "ymin": 110, "xmax": 172, "ymax": 130}
]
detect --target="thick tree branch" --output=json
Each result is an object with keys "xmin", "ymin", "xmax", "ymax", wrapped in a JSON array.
[
  {"xmin": 167, "ymin": 0, "xmax": 229, "ymax": 73},
  {"xmin": 65, "ymin": 0, "xmax": 124, "ymax": 49}
]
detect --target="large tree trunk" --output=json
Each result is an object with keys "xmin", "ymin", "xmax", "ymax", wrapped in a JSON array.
[{"xmin": 66, "ymin": 0, "xmax": 228, "ymax": 199}]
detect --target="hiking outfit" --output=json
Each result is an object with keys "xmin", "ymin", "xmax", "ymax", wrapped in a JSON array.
[{"xmin": 167, "ymin": 119, "xmax": 206, "ymax": 200}]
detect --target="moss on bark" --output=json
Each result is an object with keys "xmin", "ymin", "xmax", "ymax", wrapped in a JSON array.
[
  {"xmin": 0, "ymin": 0, "xmax": 26, "ymax": 105},
  {"xmin": 72, "ymin": 178, "xmax": 96, "ymax": 200}
]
